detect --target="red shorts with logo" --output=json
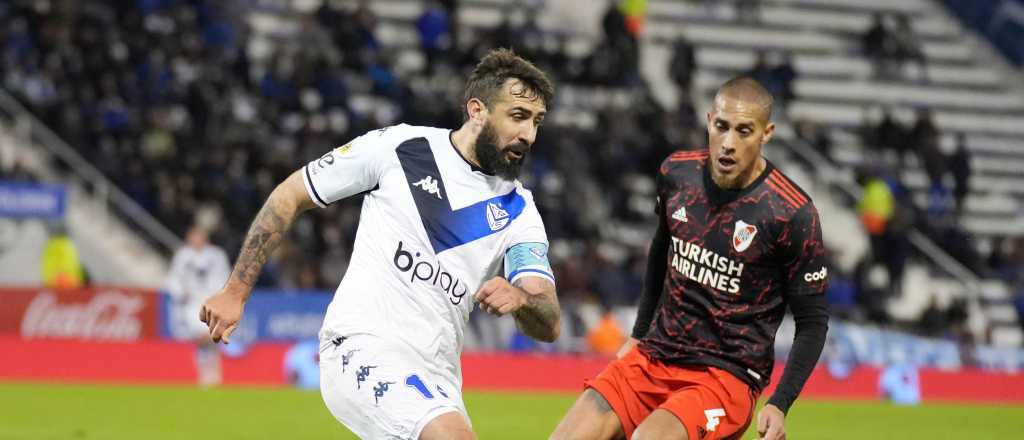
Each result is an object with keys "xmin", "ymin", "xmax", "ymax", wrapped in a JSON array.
[{"xmin": 584, "ymin": 347, "xmax": 757, "ymax": 440}]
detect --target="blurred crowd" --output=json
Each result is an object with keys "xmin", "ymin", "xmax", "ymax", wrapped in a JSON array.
[
  {"xmin": 0, "ymin": 0, "xmax": 692, "ymax": 321},
  {"xmin": 1, "ymin": 0, "xmax": 1022, "ymax": 349}
]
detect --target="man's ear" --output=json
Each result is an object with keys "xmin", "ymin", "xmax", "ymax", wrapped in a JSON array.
[
  {"xmin": 762, "ymin": 122, "xmax": 776, "ymax": 145},
  {"xmin": 466, "ymin": 98, "xmax": 489, "ymax": 125}
]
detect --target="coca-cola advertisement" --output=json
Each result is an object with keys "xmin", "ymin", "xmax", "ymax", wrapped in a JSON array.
[{"xmin": 0, "ymin": 287, "xmax": 161, "ymax": 341}]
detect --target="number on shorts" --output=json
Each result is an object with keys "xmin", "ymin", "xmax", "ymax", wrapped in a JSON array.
[
  {"xmin": 405, "ymin": 374, "xmax": 434, "ymax": 399},
  {"xmin": 704, "ymin": 408, "xmax": 726, "ymax": 432}
]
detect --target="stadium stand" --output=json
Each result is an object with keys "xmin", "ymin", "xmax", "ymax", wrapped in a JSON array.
[{"xmin": 0, "ymin": 0, "xmax": 1020, "ymax": 354}]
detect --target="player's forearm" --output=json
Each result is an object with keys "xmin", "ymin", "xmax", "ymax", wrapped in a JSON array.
[
  {"xmin": 512, "ymin": 281, "xmax": 561, "ymax": 343},
  {"xmin": 631, "ymin": 217, "xmax": 670, "ymax": 338},
  {"xmin": 224, "ymin": 174, "xmax": 312, "ymax": 297},
  {"xmin": 768, "ymin": 294, "xmax": 829, "ymax": 413}
]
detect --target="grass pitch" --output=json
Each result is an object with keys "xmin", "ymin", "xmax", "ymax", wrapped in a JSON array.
[{"xmin": 0, "ymin": 382, "xmax": 1018, "ymax": 439}]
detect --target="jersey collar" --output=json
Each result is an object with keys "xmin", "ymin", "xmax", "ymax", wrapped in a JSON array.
[
  {"xmin": 449, "ymin": 130, "xmax": 495, "ymax": 176},
  {"xmin": 703, "ymin": 157, "xmax": 774, "ymax": 205}
]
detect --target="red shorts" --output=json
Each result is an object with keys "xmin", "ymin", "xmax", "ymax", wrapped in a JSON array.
[{"xmin": 584, "ymin": 347, "xmax": 757, "ymax": 440}]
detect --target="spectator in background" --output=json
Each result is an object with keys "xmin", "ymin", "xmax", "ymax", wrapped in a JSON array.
[
  {"xmin": 857, "ymin": 167, "xmax": 896, "ymax": 293},
  {"xmin": 862, "ymin": 12, "xmax": 900, "ymax": 80},
  {"xmin": 416, "ymin": 0, "xmax": 453, "ymax": 74},
  {"xmin": 747, "ymin": 51, "xmax": 773, "ymax": 87},
  {"xmin": 668, "ymin": 36, "xmax": 696, "ymax": 94},
  {"xmin": 892, "ymin": 13, "xmax": 928, "ymax": 83},
  {"xmin": 586, "ymin": 312, "xmax": 627, "ymax": 356},
  {"xmin": 165, "ymin": 225, "xmax": 231, "ymax": 387},
  {"xmin": 872, "ymin": 108, "xmax": 909, "ymax": 166},
  {"xmin": 989, "ymin": 237, "xmax": 1024, "ymax": 284},
  {"xmin": 618, "ymin": 0, "xmax": 649, "ymax": 37},
  {"xmin": 862, "ymin": 13, "xmax": 889, "ymax": 68},
  {"xmin": 40, "ymin": 221, "xmax": 86, "ymax": 288},
  {"xmin": 884, "ymin": 185, "xmax": 915, "ymax": 297},
  {"xmin": 770, "ymin": 51, "xmax": 798, "ymax": 116},
  {"xmin": 593, "ymin": 1, "xmax": 639, "ymax": 86},
  {"xmin": 949, "ymin": 133, "xmax": 972, "ymax": 219},
  {"xmin": 919, "ymin": 296, "xmax": 949, "ymax": 337},
  {"xmin": 910, "ymin": 110, "xmax": 942, "ymax": 179},
  {"xmin": 745, "ymin": 51, "xmax": 797, "ymax": 117}
]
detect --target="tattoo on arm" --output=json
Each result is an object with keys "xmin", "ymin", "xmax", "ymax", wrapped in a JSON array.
[
  {"xmin": 512, "ymin": 279, "xmax": 560, "ymax": 341},
  {"xmin": 584, "ymin": 388, "xmax": 613, "ymax": 412},
  {"xmin": 232, "ymin": 195, "xmax": 294, "ymax": 287}
]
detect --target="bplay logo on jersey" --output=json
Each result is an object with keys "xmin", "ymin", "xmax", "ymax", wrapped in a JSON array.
[
  {"xmin": 412, "ymin": 176, "xmax": 443, "ymax": 200},
  {"xmin": 393, "ymin": 241, "xmax": 469, "ymax": 305},
  {"xmin": 486, "ymin": 202, "xmax": 510, "ymax": 231},
  {"xmin": 804, "ymin": 267, "xmax": 828, "ymax": 282}
]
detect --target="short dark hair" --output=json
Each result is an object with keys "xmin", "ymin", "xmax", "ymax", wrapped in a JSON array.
[
  {"xmin": 716, "ymin": 76, "xmax": 774, "ymax": 121},
  {"xmin": 462, "ymin": 48, "xmax": 554, "ymax": 121}
]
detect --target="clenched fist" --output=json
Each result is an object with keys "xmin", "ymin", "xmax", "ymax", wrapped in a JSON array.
[{"xmin": 473, "ymin": 277, "xmax": 528, "ymax": 316}]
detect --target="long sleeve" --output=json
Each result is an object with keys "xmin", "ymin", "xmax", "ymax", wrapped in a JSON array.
[
  {"xmin": 767, "ymin": 293, "xmax": 829, "ymax": 413},
  {"xmin": 768, "ymin": 200, "xmax": 830, "ymax": 413},
  {"xmin": 631, "ymin": 214, "xmax": 670, "ymax": 339}
]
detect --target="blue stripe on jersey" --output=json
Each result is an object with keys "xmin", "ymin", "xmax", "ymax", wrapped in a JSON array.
[{"xmin": 396, "ymin": 137, "xmax": 526, "ymax": 254}]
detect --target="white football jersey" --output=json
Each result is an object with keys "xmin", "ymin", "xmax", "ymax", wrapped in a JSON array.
[
  {"xmin": 165, "ymin": 244, "xmax": 231, "ymax": 305},
  {"xmin": 303, "ymin": 124, "xmax": 553, "ymax": 378}
]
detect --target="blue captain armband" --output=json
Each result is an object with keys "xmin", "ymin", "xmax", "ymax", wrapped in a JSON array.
[{"xmin": 504, "ymin": 242, "xmax": 555, "ymax": 285}]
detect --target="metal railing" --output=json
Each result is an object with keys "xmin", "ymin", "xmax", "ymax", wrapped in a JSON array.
[{"xmin": 0, "ymin": 88, "xmax": 183, "ymax": 253}]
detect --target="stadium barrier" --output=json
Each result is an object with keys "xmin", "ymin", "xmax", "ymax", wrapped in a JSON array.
[
  {"xmin": 3, "ymin": 288, "xmax": 1024, "ymax": 403},
  {"xmin": 2, "ymin": 336, "xmax": 1023, "ymax": 403},
  {"xmin": 158, "ymin": 289, "xmax": 331, "ymax": 342},
  {"xmin": 0, "ymin": 287, "xmax": 161, "ymax": 341}
]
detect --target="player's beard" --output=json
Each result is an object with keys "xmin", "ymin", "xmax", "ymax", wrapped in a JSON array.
[{"xmin": 475, "ymin": 121, "xmax": 525, "ymax": 181}]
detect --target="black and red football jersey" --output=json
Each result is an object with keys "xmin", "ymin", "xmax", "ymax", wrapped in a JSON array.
[{"xmin": 638, "ymin": 149, "xmax": 828, "ymax": 391}]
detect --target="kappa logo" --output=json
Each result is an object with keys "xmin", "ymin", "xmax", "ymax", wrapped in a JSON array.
[
  {"xmin": 732, "ymin": 220, "xmax": 758, "ymax": 252},
  {"xmin": 356, "ymin": 365, "xmax": 377, "ymax": 389},
  {"xmin": 341, "ymin": 349, "xmax": 360, "ymax": 373},
  {"xmin": 486, "ymin": 202, "xmax": 510, "ymax": 231},
  {"xmin": 672, "ymin": 206, "xmax": 688, "ymax": 222},
  {"xmin": 412, "ymin": 176, "xmax": 443, "ymax": 200},
  {"xmin": 373, "ymin": 380, "xmax": 397, "ymax": 405},
  {"xmin": 804, "ymin": 266, "xmax": 828, "ymax": 282}
]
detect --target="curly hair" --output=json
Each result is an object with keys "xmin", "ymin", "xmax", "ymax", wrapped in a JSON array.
[{"xmin": 462, "ymin": 48, "xmax": 554, "ymax": 120}]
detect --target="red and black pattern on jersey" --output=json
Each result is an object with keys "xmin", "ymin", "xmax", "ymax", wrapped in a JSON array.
[{"xmin": 640, "ymin": 150, "xmax": 828, "ymax": 391}]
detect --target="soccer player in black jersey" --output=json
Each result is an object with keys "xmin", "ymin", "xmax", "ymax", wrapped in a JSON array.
[{"xmin": 551, "ymin": 77, "xmax": 829, "ymax": 440}]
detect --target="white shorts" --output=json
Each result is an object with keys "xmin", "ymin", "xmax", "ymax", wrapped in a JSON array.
[{"xmin": 318, "ymin": 333, "xmax": 469, "ymax": 439}]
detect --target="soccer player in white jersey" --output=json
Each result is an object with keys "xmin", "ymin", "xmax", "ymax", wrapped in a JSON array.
[
  {"xmin": 200, "ymin": 48, "xmax": 560, "ymax": 439},
  {"xmin": 165, "ymin": 226, "xmax": 231, "ymax": 386}
]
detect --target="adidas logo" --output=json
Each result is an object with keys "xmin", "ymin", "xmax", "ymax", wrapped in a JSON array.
[{"xmin": 672, "ymin": 206, "xmax": 687, "ymax": 222}]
